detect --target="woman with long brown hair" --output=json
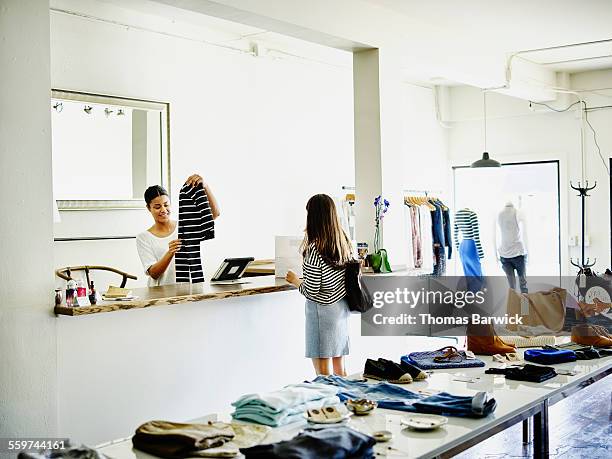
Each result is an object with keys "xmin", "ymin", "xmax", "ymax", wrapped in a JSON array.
[{"xmin": 286, "ymin": 194, "xmax": 353, "ymax": 376}]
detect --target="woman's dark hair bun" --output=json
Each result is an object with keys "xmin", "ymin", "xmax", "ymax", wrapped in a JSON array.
[{"xmin": 144, "ymin": 185, "xmax": 168, "ymax": 207}]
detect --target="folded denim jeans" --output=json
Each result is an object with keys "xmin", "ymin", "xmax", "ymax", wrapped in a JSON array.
[
  {"xmin": 313, "ymin": 375, "xmax": 496, "ymax": 418},
  {"xmin": 240, "ymin": 426, "xmax": 375, "ymax": 459}
]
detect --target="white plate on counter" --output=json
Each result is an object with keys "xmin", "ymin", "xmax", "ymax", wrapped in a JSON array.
[{"xmin": 400, "ymin": 413, "xmax": 448, "ymax": 431}]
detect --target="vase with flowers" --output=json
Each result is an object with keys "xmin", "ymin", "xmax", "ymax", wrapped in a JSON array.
[{"xmin": 367, "ymin": 195, "xmax": 392, "ymax": 273}]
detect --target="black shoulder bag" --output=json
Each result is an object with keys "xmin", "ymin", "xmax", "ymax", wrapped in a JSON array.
[{"xmin": 344, "ymin": 260, "xmax": 373, "ymax": 313}]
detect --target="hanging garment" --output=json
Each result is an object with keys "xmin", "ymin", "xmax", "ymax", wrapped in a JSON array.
[
  {"xmin": 433, "ymin": 245, "xmax": 446, "ymax": 276},
  {"xmin": 419, "ymin": 206, "xmax": 434, "ymax": 273},
  {"xmin": 405, "ymin": 206, "xmax": 415, "ymax": 269},
  {"xmin": 459, "ymin": 239, "xmax": 482, "ymax": 277},
  {"xmin": 176, "ymin": 184, "xmax": 215, "ymax": 283},
  {"xmin": 454, "ymin": 209, "xmax": 484, "ymax": 259},
  {"xmin": 431, "ymin": 202, "xmax": 446, "ymax": 276},
  {"xmin": 410, "ymin": 206, "xmax": 422, "ymax": 268},
  {"xmin": 313, "ymin": 375, "xmax": 496, "ymax": 418},
  {"xmin": 430, "ymin": 202, "xmax": 446, "ymax": 248},
  {"xmin": 442, "ymin": 206, "xmax": 453, "ymax": 260},
  {"xmin": 240, "ymin": 427, "xmax": 376, "ymax": 459}
]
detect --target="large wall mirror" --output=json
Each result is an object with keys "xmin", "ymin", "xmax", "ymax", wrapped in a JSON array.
[{"xmin": 51, "ymin": 90, "xmax": 170, "ymax": 209}]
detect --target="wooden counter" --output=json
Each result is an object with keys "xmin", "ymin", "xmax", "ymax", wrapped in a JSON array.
[{"xmin": 54, "ymin": 276, "xmax": 295, "ymax": 316}]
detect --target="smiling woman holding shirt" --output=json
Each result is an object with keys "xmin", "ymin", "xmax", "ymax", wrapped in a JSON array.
[{"xmin": 136, "ymin": 174, "xmax": 220, "ymax": 286}]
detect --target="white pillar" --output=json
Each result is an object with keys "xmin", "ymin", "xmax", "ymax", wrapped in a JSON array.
[
  {"xmin": 0, "ymin": 0, "xmax": 58, "ymax": 437},
  {"xmin": 353, "ymin": 47, "xmax": 407, "ymax": 266}
]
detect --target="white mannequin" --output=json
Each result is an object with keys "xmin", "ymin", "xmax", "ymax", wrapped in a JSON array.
[
  {"xmin": 494, "ymin": 201, "xmax": 529, "ymax": 259},
  {"xmin": 495, "ymin": 200, "xmax": 529, "ymax": 293}
]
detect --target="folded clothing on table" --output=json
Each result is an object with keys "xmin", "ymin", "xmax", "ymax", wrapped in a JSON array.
[
  {"xmin": 231, "ymin": 382, "xmax": 340, "ymax": 427},
  {"xmin": 402, "ymin": 350, "xmax": 485, "ymax": 370},
  {"xmin": 18, "ymin": 441, "xmax": 107, "ymax": 459},
  {"xmin": 485, "ymin": 364, "xmax": 557, "ymax": 383},
  {"xmin": 523, "ymin": 348, "xmax": 576, "ymax": 365},
  {"xmin": 313, "ymin": 375, "xmax": 496, "ymax": 418},
  {"xmin": 240, "ymin": 426, "xmax": 375, "ymax": 459},
  {"xmin": 132, "ymin": 420, "xmax": 268, "ymax": 458}
]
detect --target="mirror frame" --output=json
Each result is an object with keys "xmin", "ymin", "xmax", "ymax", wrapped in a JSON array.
[{"xmin": 51, "ymin": 89, "xmax": 171, "ymax": 210}]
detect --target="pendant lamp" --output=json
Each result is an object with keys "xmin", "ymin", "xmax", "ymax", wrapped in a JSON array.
[{"xmin": 471, "ymin": 90, "xmax": 501, "ymax": 168}]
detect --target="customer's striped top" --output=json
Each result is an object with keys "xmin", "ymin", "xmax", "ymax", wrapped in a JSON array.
[
  {"xmin": 453, "ymin": 209, "xmax": 484, "ymax": 259},
  {"xmin": 299, "ymin": 244, "xmax": 346, "ymax": 305}
]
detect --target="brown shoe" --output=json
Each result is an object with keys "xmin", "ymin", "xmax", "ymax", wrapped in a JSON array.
[
  {"xmin": 467, "ymin": 335, "xmax": 516, "ymax": 355},
  {"xmin": 571, "ymin": 324, "xmax": 612, "ymax": 347},
  {"xmin": 466, "ymin": 323, "xmax": 516, "ymax": 355}
]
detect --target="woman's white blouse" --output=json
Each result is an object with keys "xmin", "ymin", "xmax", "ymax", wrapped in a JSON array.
[{"xmin": 136, "ymin": 227, "xmax": 178, "ymax": 286}]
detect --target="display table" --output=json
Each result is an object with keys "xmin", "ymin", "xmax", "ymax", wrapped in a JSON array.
[{"xmin": 95, "ymin": 350, "xmax": 611, "ymax": 459}]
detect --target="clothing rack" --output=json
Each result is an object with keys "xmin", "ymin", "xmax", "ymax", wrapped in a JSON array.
[{"xmin": 403, "ymin": 189, "xmax": 444, "ymax": 198}]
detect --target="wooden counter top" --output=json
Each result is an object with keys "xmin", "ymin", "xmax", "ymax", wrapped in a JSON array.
[{"xmin": 55, "ymin": 275, "xmax": 294, "ymax": 316}]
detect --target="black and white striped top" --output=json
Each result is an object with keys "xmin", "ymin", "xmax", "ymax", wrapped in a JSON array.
[
  {"xmin": 175, "ymin": 184, "xmax": 215, "ymax": 283},
  {"xmin": 298, "ymin": 244, "xmax": 346, "ymax": 305},
  {"xmin": 454, "ymin": 209, "xmax": 484, "ymax": 259}
]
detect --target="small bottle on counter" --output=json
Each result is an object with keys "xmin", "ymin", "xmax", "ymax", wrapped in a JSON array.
[
  {"xmin": 88, "ymin": 281, "xmax": 97, "ymax": 305},
  {"xmin": 66, "ymin": 280, "xmax": 77, "ymax": 307},
  {"xmin": 55, "ymin": 288, "xmax": 63, "ymax": 306},
  {"xmin": 76, "ymin": 279, "xmax": 87, "ymax": 298}
]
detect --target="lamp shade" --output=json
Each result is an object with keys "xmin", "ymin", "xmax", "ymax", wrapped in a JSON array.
[{"xmin": 471, "ymin": 152, "xmax": 501, "ymax": 168}]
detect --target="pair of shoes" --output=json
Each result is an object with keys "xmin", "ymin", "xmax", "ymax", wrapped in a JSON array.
[
  {"xmin": 571, "ymin": 324, "xmax": 612, "ymax": 347},
  {"xmin": 307, "ymin": 406, "xmax": 342, "ymax": 422},
  {"xmin": 363, "ymin": 358, "xmax": 427, "ymax": 384}
]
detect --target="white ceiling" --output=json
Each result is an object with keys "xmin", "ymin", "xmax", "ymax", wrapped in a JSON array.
[{"xmin": 54, "ymin": 0, "xmax": 612, "ymax": 93}]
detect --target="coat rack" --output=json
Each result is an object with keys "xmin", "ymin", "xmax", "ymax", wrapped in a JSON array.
[{"xmin": 570, "ymin": 180, "xmax": 597, "ymax": 270}]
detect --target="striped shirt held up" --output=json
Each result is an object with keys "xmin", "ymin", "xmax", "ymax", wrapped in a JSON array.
[{"xmin": 175, "ymin": 184, "xmax": 215, "ymax": 283}]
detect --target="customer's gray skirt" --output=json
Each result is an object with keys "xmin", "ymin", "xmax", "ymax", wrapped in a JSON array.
[{"xmin": 305, "ymin": 297, "xmax": 350, "ymax": 358}]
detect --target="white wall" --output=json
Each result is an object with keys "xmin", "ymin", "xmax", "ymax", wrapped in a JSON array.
[
  {"xmin": 447, "ymin": 73, "xmax": 612, "ymax": 275},
  {"xmin": 50, "ymin": 6, "xmax": 355, "ymax": 287},
  {"xmin": 0, "ymin": 0, "xmax": 58, "ymax": 440}
]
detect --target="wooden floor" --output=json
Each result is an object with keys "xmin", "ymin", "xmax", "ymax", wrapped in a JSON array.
[{"xmin": 457, "ymin": 375, "xmax": 612, "ymax": 458}]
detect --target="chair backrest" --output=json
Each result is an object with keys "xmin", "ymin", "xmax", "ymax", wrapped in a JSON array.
[{"xmin": 55, "ymin": 265, "xmax": 137, "ymax": 288}]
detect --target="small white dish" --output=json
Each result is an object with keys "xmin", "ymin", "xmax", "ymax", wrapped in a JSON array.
[
  {"xmin": 304, "ymin": 412, "xmax": 352, "ymax": 424},
  {"xmin": 372, "ymin": 430, "xmax": 393, "ymax": 442},
  {"xmin": 400, "ymin": 413, "xmax": 448, "ymax": 431}
]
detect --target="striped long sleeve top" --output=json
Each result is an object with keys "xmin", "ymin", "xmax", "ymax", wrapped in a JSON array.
[
  {"xmin": 453, "ymin": 209, "xmax": 484, "ymax": 259},
  {"xmin": 175, "ymin": 184, "xmax": 215, "ymax": 283},
  {"xmin": 298, "ymin": 244, "xmax": 346, "ymax": 305}
]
